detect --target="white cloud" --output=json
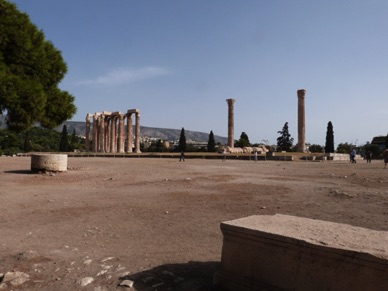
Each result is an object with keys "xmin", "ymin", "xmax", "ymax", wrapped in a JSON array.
[{"xmin": 77, "ymin": 66, "xmax": 170, "ymax": 86}]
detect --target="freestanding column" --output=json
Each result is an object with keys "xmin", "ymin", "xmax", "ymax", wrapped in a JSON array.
[
  {"xmin": 126, "ymin": 112, "xmax": 133, "ymax": 153},
  {"xmin": 226, "ymin": 99, "xmax": 236, "ymax": 148},
  {"xmin": 297, "ymin": 89, "xmax": 306, "ymax": 152},
  {"xmin": 85, "ymin": 114, "xmax": 91, "ymax": 152},
  {"xmin": 135, "ymin": 111, "xmax": 141, "ymax": 153}
]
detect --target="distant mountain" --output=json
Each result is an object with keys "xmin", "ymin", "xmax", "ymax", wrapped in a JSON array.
[{"xmin": 56, "ymin": 121, "xmax": 228, "ymax": 144}]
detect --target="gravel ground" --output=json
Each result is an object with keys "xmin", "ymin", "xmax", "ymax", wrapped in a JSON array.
[{"xmin": 0, "ymin": 156, "xmax": 387, "ymax": 290}]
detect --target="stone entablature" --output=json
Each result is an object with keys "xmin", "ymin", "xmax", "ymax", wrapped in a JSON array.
[{"xmin": 85, "ymin": 109, "xmax": 141, "ymax": 153}]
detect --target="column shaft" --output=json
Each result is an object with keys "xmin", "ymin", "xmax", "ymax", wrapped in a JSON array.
[{"xmin": 297, "ymin": 89, "xmax": 306, "ymax": 152}]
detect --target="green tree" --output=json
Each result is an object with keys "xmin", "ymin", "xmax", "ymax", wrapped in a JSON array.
[
  {"xmin": 207, "ymin": 130, "xmax": 216, "ymax": 152},
  {"xmin": 325, "ymin": 121, "xmax": 335, "ymax": 153},
  {"xmin": 336, "ymin": 142, "xmax": 353, "ymax": 154},
  {"xmin": 309, "ymin": 144, "xmax": 324, "ymax": 153},
  {"xmin": 0, "ymin": 0, "xmax": 76, "ymax": 132},
  {"xmin": 276, "ymin": 122, "xmax": 293, "ymax": 151},
  {"xmin": 363, "ymin": 143, "xmax": 381, "ymax": 159},
  {"xmin": 59, "ymin": 125, "xmax": 69, "ymax": 152},
  {"xmin": 178, "ymin": 127, "xmax": 186, "ymax": 152},
  {"xmin": 235, "ymin": 132, "xmax": 250, "ymax": 147},
  {"xmin": 385, "ymin": 134, "xmax": 388, "ymax": 149}
]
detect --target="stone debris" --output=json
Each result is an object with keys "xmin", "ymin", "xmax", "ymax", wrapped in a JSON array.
[
  {"xmin": 100, "ymin": 256, "xmax": 114, "ymax": 263},
  {"xmin": 79, "ymin": 277, "xmax": 94, "ymax": 287},
  {"xmin": 2, "ymin": 271, "xmax": 30, "ymax": 286},
  {"xmin": 119, "ymin": 279, "xmax": 134, "ymax": 287}
]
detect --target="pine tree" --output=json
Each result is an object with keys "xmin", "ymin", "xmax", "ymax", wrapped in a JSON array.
[
  {"xmin": 207, "ymin": 130, "xmax": 216, "ymax": 152},
  {"xmin": 59, "ymin": 125, "xmax": 69, "ymax": 152},
  {"xmin": 0, "ymin": 1, "xmax": 76, "ymax": 131},
  {"xmin": 325, "ymin": 121, "xmax": 335, "ymax": 153},
  {"xmin": 179, "ymin": 127, "xmax": 186, "ymax": 152},
  {"xmin": 276, "ymin": 122, "xmax": 294, "ymax": 151},
  {"xmin": 236, "ymin": 132, "xmax": 250, "ymax": 147}
]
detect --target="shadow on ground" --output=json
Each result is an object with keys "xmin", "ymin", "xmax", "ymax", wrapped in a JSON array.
[
  {"xmin": 3, "ymin": 170, "xmax": 34, "ymax": 174},
  {"xmin": 120, "ymin": 261, "xmax": 225, "ymax": 291}
]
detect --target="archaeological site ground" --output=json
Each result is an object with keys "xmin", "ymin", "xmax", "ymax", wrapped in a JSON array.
[{"xmin": 1, "ymin": 156, "xmax": 387, "ymax": 290}]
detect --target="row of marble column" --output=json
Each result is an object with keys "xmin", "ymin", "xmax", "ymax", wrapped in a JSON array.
[{"xmin": 85, "ymin": 109, "xmax": 141, "ymax": 153}]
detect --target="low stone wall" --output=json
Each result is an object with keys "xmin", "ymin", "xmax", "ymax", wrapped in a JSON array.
[
  {"xmin": 214, "ymin": 214, "xmax": 388, "ymax": 291},
  {"xmin": 31, "ymin": 154, "xmax": 68, "ymax": 172}
]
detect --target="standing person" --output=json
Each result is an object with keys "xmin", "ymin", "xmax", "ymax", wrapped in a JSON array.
[
  {"xmin": 254, "ymin": 151, "xmax": 258, "ymax": 162},
  {"xmin": 222, "ymin": 149, "xmax": 226, "ymax": 162},
  {"xmin": 365, "ymin": 151, "xmax": 372, "ymax": 163},
  {"xmin": 350, "ymin": 149, "xmax": 357, "ymax": 163},
  {"xmin": 179, "ymin": 151, "xmax": 185, "ymax": 162},
  {"xmin": 384, "ymin": 149, "xmax": 388, "ymax": 168}
]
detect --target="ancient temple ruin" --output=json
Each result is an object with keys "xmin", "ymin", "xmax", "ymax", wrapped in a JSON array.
[{"xmin": 85, "ymin": 109, "xmax": 141, "ymax": 153}]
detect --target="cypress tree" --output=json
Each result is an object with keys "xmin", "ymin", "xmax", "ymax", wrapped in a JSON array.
[
  {"xmin": 325, "ymin": 121, "xmax": 335, "ymax": 153},
  {"xmin": 179, "ymin": 127, "xmax": 186, "ymax": 152},
  {"xmin": 59, "ymin": 125, "xmax": 69, "ymax": 152},
  {"xmin": 207, "ymin": 130, "xmax": 216, "ymax": 152}
]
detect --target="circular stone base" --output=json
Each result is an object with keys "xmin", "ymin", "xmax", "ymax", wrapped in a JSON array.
[{"xmin": 31, "ymin": 154, "xmax": 68, "ymax": 172}]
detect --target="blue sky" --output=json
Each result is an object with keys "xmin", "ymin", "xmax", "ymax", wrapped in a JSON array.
[{"xmin": 11, "ymin": 0, "xmax": 388, "ymax": 146}]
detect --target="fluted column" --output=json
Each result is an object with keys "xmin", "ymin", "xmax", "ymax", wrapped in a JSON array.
[
  {"xmin": 85, "ymin": 114, "xmax": 91, "ymax": 152},
  {"xmin": 104, "ymin": 117, "xmax": 110, "ymax": 153},
  {"xmin": 126, "ymin": 113, "xmax": 133, "ymax": 153},
  {"xmin": 135, "ymin": 111, "xmax": 141, "ymax": 153},
  {"xmin": 98, "ymin": 113, "xmax": 105, "ymax": 152},
  {"xmin": 110, "ymin": 116, "xmax": 117, "ymax": 153},
  {"xmin": 226, "ymin": 99, "xmax": 236, "ymax": 148},
  {"xmin": 297, "ymin": 89, "xmax": 306, "ymax": 152},
  {"xmin": 92, "ymin": 114, "xmax": 98, "ymax": 152},
  {"xmin": 118, "ymin": 114, "xmax": 125, "ymax": 153}
]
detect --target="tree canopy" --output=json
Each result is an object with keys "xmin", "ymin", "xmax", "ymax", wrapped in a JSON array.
[
  {"xmin": 276, "ymin": 122, "xmax": 293, "ymax": 151},
  {"xmin": 178, "ymin": 127, "xmax": 186, "ymax": 152},
  {"xmin": 207, "ymin": 130, "xmax": 216, "ymax": 152},
  {"xmin": 325, "ymin": 121, "xmax": 335, "ymax": 153},
  {"xmin": 0, "ymin": 0, "xmax": 76, "ymax": 132},
  {"xmin": 235, "ymin": 132, "xmax": 250, "ymax": 148}
]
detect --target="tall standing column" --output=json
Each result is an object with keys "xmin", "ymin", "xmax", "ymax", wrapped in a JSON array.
[
  {"xmin": 104, "ymin": 117, "xmax": 110, "ymax": 153},
  {"xmin": 98, "ymin": 113, "xmax": 105, "ymax": 152},
  {"xmin": 118, "ymin": 114, "xmax": 125, "ymax": 153},
  {"xmin": 85, "ymin": 114, "xmax": 91, "ymax": 152},
  {"xmin": 92, "ymin": 114, "xmax": 99, "ymax": 152},
  {"xmin": 135, "ymin": 111, "xmax": 141, "ymax": 153},
  {"xmin": 297, "ymin": 89, "xmax": 306, "ymax": 152},
  {"xmin": 226, "ymin": 99, "xmax": 236, "ymax": 148},
  {"xmin": 110, "ymin": 116, "xmax": 117, "ymax": 153},
  {"xmin": 126, "ymin": 113, "xmax": 133, "ymax": 153}
]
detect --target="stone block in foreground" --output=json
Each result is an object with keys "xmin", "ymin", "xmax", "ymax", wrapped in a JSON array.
[
  {"xmin": 214, "ymin": 214, "xmax": 388, "ymax": 291},
  {"xmin": 31, "ymin": 154, "xmax": 68, "ymax": 172}
]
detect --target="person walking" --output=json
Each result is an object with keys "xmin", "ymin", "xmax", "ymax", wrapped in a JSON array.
[
  {"xmin": 383, "ymin": 149, "xmax": 388, "ymax": 168},
  {"xmin": 350, "ymin": 149, "xmax": 357, "ymax": 163},
  {"xmin": 222, "ymin": 149, "xmax": 226, "ymax": 162},
  {"xmin": 179, "ymin": 151, "xmax": 185, "ymax": 162},
  {"xmin": 365, "ymin": 151, "xmax": 372, "ymax": 163}
]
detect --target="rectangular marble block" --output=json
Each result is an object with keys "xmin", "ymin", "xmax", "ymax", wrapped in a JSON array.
[{"xmin": 214, "ymin": 214, "xmax": 388, "ymax": 291}]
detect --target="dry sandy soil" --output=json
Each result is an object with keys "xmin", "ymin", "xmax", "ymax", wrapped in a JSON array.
[{"xmin": 0, "ymin": 156, "xmax": 388, "ymax": 290}]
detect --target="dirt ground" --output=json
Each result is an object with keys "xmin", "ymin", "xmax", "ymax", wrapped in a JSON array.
[{"xmin": 0, "ymin": 156, "xmax": 388, "ymax": 291}]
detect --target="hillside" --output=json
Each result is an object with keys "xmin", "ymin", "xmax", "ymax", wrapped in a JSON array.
[{"xmin": 56, "ymin": 121, "xmax": 228, "ymax": 144}]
